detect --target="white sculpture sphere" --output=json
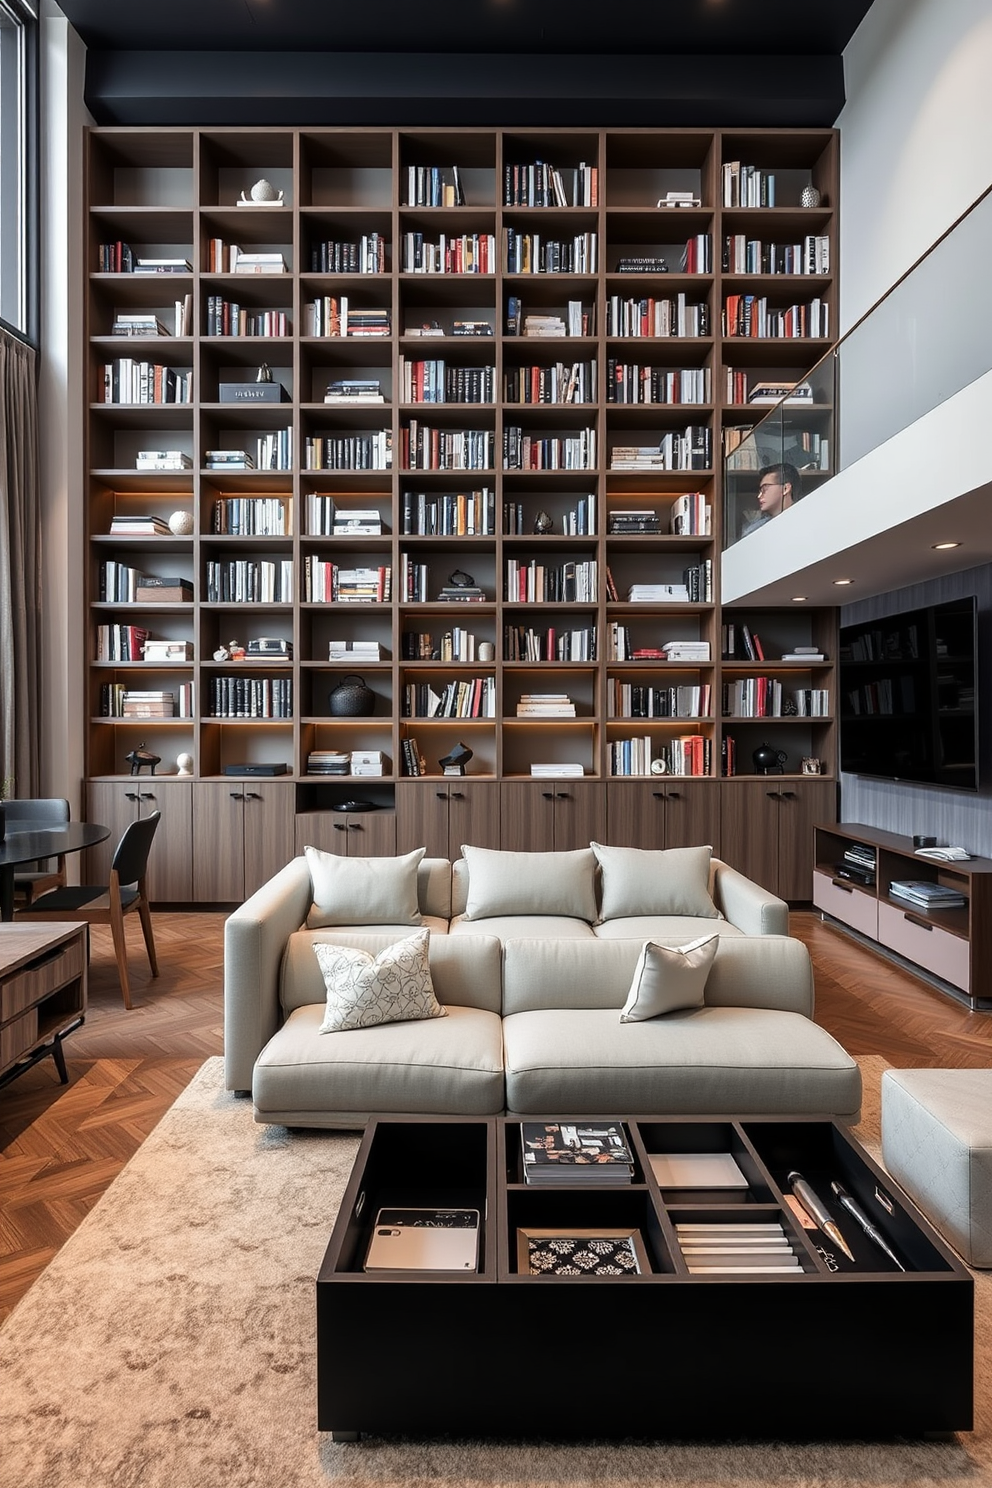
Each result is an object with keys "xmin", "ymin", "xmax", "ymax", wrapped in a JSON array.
[
  {"xmin": 250, "ymin": 179, "xmax": 281, "ymax": 202},
  {"xmin": 169, "ymin": 510, "xmax": 194, "ymax": 536},
  {"xmin": 176, "ymin": 753, "xmax": 194, "ymax": 777}
]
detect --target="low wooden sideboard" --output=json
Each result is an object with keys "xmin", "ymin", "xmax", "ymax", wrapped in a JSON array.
[{"xmin": 0, "ymin": 923, "xmax": 88, "ymax": 1088}]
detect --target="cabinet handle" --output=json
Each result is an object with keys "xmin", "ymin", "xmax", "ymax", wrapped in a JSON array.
[
  {"xmin": 229, "ymin": 791, "xmax": 244, "ymax": 800},
  {"xmin": 245, "ymin": 791, "xmax": 260, "ymax": 800},
  {"xmin": 541, "ymin": 792, "xmax": 554, "ymax": 800},
  {"xmin": 436, "ymin": 791, "xmax": 447, "ymax": 800},
  {"xmin": 139, "ymin": 791, "xmax": 155, "ymax": 800},
  {"xmin": 766, "ymin": 790, "xmax": 782, "ymax": 800},
  {"xmin": 830, "ymin": 879, "xmax": 854, "ymax": 893},
  {"xmin": 347, "ymin": 821, "xmax": 361, "ymax": 830},
  {"xmin": 555, "ymin": 792, "xmax": 570, "ymax": 800},
  {"xmin": 333, "ymin": 822, "xmax": 346, "ymax": 831},
  {"xmin": 450, "ymin": 791, "xmax": 464, "ymax": 800},
  {"xmin": 667, "ymin": 790, "xmax": 681, "ymax": 800},
  {"xmin": 903, "ymin": 911, "xmax": 934, "ymax": 932},
  {"xmin": 125, "ymin": 791, "xmax": 138, "ymax": 801},
  {"xmin": 781, "ymin": 790, "xmax": 797, "ymax": 800},
  {"xmin": 652, "ymin": 792, "xmax": 665, "ymax": 800}
]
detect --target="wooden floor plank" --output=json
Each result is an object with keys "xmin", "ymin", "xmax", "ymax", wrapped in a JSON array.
[{"xmin": 1, "ymin": 907, "xmax": 991, "ymax": 1325}]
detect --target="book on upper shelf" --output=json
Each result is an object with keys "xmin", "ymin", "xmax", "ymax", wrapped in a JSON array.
[
  {"xmin": 112, "ymin": 313, "xmax": 171, "ymax": 337},
  {"xmin": 888, "ymin": 881, "xmax": 966, "ymax": 910},
  {"xmin": 134, "ymin": 450, "xmax": 193, "ymax": 471},
  {"xmin": 133, "ymin": 257, "xmax": 192, "ymax": 274},
  {"xmin": 109, "ymin": 514, "xmax": 172, "ymax": 536},
  {"xmin": 521, "ymin": 1122, "xmax": 634, "ymax": 1185},
  {"xmin": 748, "ymin": 379, "xmax": 814, "ymax": 405},
  {"xmin": 529, "ymin": 762, "xmax": 584, "ymax": 778}
]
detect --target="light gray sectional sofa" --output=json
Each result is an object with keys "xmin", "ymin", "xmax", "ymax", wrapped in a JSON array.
[{"xmin": 224, "ymin": 846, "xmax": 862, "ymax": 1128}]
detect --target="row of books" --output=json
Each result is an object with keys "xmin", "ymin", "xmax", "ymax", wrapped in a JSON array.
[
  {"xmin": 97, "ymin": 242, "xmax": 191, "ymax": 274},
  {"xmin": 503, "ymin": 495, "xmax": 595, "ymax": 536},
  {"xmin": 207, "ymin": 676, "xmax": 293, "ymax": 719},
  {"xmin": 111, "ymin": 301, "xmax": 192, "ymax": 338},
  {"xmin": 401, "ymin": 488, "xmax": 497, "ymax": 537},
  {"xmin": 724, "ymin": 369, "xmax": 815, "ymax": 406},
  {"xmin": 504, "ymin": 558, "xmax": 598, "ymax": 605},
  {"xmin": 503, "ymin": 361, "xmax": 596, "ymax": 406},
  {"xmin": 304, "ymin": 298, "xmax": 391, "ymax": 338},
  {"xmin": 401, "ymin": 677, "xmax": 496, "ymax": 719},
  {"xmin": 503, "ymin": 427, "xmax": 596, "ymax": 471},
  {"xmin": 722, "ymin": 234, "xmax": 830, "ymax": 276},
  {"xmin": 503, "ymin": 624, "xmax": 597, "ymax": 662},
  {"xmin": 205, "ymin": 242, "xmax": 288, "ymax": 274},
  {"xmin": 303, "ymin": 431, "xmax": 393, "ymax": 471},
  {"xmin": 95, "ymin": 624, "xmax": 150, "ymax": 662},
  {"xmin": 605, "ymin": 293, "xmax": 709, "ymax": 339},
  {"xmin": 211, "ymin": 497, "xmax": 292, "ymax": 536},
  {"xmin": 610, "ymin": 427, "xmax": 712, "ymax": 472},
  {"xmin": 721, "ymin": 162, "xmax": 778, "ymax": 209},
  {"xmin": 502, "ymin": 230, "xmax": 598, "ymax": 275},
  {"xmin": 99, "ymin": 683, "xmax": 194, "ymax": 718},
  {"xmin": 608, "ymin": 734, "xmax": 710, "ymax": 777},
  {"xmin": 608, "ymin": 682, "xmax": 712, "ymax": 719},
  {"xmin": 204, "ymin": 299, "xmax": 289, "ymax": 338},
  {"xmin": 204, "ymin": 559, "xmax": 293, "ymax": 605},
  {"xmin": 722, "ymin": 677, "xmax": 831, "ymax": 717},
  {"xmin": 401, "ymin": 629, "xmax": 481, "ymax": 662},
  {"xmin": 99, "ymin": 562, "xmax": 192, "ymax": 604},
  {"xmin": 401, "ymin": 232, "xmax": 494, "ymax": 274},
  {"xmin": 302, "ymin": 561, "xmax": 391, "ymax": 604},
  {"xmin": 607, "ymin": 628, "xmax": 710, "ymax": 662},
  {"xmin": 723, "ymin": 295, "xmax": 830, "ymax": 339},
  {"xmin": 398, "ymin": 359, "xmax": 497, "ymax": 405},
  {"xmin": 400, "ymin": 735, "xmax": 429, "ymax": 775},
  {"xmin": 503, "ymin": 161, "xmax": 598, "ymax": 208},
  {"xmin": 303, "ymin": 497, "xmax": 384, "ymax": 538},
  {"xmin": 405, "ymin": 165, "xmax": 465, "ymax": 208},
  {"xmin": 605, "ymin": 364, "xmax": 711, "ymax": 406},
  {"xmin": 100, "ymin": 360, "xmax": 191, "ymax": 405},
  {"xmin": 310, "ymin": 235, "xmax": 387, "ymax": 274},
  {"xmin": 402, "ymin": 424, "xmax": 495, "ymax": 472}
]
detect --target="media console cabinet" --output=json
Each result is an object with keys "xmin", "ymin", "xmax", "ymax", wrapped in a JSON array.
[
  {"xmin": 813, "ymin": 821, "xmax": 992, "ymax": 1008},
  {"xmin": 0, "ymin": 923, "xmax": 88, "ymax": 1088},
  {"xmin": 316, "ymin": 1115, "xmax": 972, "ymax": 1440}
]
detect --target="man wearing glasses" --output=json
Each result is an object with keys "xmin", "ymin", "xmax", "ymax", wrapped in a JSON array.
[{"xmin": 741, "ymin": 461, "xmax": 802, "ymax": 537}]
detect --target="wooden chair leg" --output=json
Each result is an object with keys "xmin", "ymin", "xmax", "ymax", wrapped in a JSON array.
[
  {"xmin": 108, "ymin": 884, "xmax": 133, "ymax": 1010},
  {"xmin": 136, "ymin": 880, "xmax": 159, "ymax": 977}
]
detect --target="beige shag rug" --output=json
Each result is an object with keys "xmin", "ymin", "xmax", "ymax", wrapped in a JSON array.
[{"xmin": 1, "ymin": 1056, "xmax": 990, "ymax": 1488}]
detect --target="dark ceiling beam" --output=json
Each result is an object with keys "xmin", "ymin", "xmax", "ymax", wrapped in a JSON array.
[{"xmin": 83, "ymin": 51, "xmax": 845, "ymax": 128}]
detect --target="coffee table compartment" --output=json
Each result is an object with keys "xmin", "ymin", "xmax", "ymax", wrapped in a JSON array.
[{"xmin": 316, "ymin": 1116, "xmax": 973, "ymax": 1439}]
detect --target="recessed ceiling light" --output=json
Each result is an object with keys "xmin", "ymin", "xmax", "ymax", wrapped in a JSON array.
[
  {"xmin": 932, "ymin": 541, "xmax": 961, "ymax": 550},
  {"xmin": 791, "ymin": 595, "xmax": 807, "ymax": 602},
  {"xmin": 833, "ymin": 578, "xmax": 854, "ymax": 586}
]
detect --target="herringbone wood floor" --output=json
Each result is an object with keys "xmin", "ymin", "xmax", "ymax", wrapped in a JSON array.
[{"xmin": 1, "ymin": 908, "xmax": 990, "ymax": 1323}]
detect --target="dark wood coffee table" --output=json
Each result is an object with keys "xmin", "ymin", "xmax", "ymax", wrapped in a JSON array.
[{"xmin": 316, "ymin": 1115, "xmax": 973, "ymax": 1440}]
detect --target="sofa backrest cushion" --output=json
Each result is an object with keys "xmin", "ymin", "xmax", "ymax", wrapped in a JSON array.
[
  {"xmin": 457, "ymin": 844, "xmax": 598, "ymax": 922},
  {"xmin": 304, "ymin": 845, "xmax": 425, "ymax": 927},
  {"xmin": 281, "ymin": 929, "xmax": 503, "ymax": 1014},
  {"xmin": 501, "ymin": 936, "xmax": 814, "ymax": 1018},
  {"xmin": 591, "ymin": 842, "xmax": 719, "ymax": 922}
]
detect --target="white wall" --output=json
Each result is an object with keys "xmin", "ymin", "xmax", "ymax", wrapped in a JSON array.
[
  {"xmin": 38, "ymin": 3, "xmax": 89, "ymax": 814},
  {"xmin": 839, "ymin": 0, "xmax": 992, "ymax": 330}
]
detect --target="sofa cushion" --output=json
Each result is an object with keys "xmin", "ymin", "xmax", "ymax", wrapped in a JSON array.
[
  {"xmin": 314, "ymin": 930, "xmax": 446, "ymax": 1034},
  {"xmin": 449, "ymin": 913, "xmax": 596, "ymax": 940},
  {"xmin": 253, "ymin": 1002, "xmax": 505, "ymax": 1124},
  {"xmin": 458, "ymin": 844, "xmax": 598, "ymax": 923},
  {"xmin": 591, "ymin": 842, "xmax": 719, "ymax": 922},
  {"xmin": 593, "ymin": 915, "xmax": 743, "ymax": 942},
  {"xmin": 619, "ymin": 934, "xmax": 719, "ymax": 1021},
  {"xmin": 502, "ymin": 1006, "xmax": 862, "ymax": 1117},
  {"xmin": 304, "ymin": 845, "xmax": 425, "ymax": 928},
  {"xmin": 281, "ymin": 930, "xmax": 503, "ymax": 1014}
]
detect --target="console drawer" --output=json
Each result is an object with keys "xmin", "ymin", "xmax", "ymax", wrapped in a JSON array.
[
  {"xmin": 0, "ymin": 934, "xmax": 86, "ymax": 1022},
  {"xmin": 813, "ymin": 869, "xmax": 878, "ymax": 938},
  {"xmin": 0, "ymin": 1008, "xmax": 39, "ymax": 1065},
  {"xmin": 877, "ymin": 900, "xmax": 971, "ymax": 993}
]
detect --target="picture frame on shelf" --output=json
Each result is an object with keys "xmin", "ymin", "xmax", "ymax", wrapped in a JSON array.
[{"xmin": 802, "ymin": 757, "xmax": 824, "ymax": 775}]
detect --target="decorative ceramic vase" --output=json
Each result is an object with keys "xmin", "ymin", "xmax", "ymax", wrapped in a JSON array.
[
  {"xmin": 169, "ymin": 510, "xmax": 194, "ymax": 535},
  {"xmin": 801, "ymin": 183, "xmax": 822, "ymax": 209},
  {"xmin": 753, "ymin": 743, "xmax": 788, "ymax": 775},
  {"xmin": 328, "ymin": 674, "xmax": 375, "ymax": 717}
]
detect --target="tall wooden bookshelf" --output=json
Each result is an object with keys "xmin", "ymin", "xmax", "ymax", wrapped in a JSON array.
[{"xmin": 83, "ymin": 126, "xmax": 838, "ymax": 901}]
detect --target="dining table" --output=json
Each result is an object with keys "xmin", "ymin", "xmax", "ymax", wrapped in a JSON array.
[{"xmin": 0, "ymin": 820, "xmax": 112, "ymax": 921}]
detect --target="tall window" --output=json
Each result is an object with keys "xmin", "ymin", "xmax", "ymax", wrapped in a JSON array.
[{"xmin": 0, "ymin": 0, "xmax": 37, "ymax": 341}]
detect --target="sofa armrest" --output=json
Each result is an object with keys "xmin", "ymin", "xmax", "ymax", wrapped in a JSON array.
[
  {"xmin": 224, "ymin": 855, "xmax": 313, "ymax": 1092},
  {"xmin": 711, "ymin": 859, "xmax": 789, "ymax": 936}
]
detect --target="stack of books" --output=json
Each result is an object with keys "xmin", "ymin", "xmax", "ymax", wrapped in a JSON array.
[
  {"xmin": 324, "ymin": 380, "xmax": 385, "ymax": 404},
  {"xmin": 674, "ymin": 1220, "xmax": 804, "ymax": 1275},
  {"xmin": 112, "ymin": 313, "xmax": 170, "ymax": 337},
  {"xmin": 608, "ymin": 510, "xmax": 660, "ymax": 534},
  {"xmin": 328, "ymin": 639, "xmax": 385, "ymax": 661},
  {"xmin": 232, "ymin": 250, "xmax": 287, "ymax": 274},
  {"xmin": 521, "ymin": 1122, "xmax": 634, "ymax": 1185},
  {"xmin": 306, "ymin": 750, "xmax": 350, "ymax": 775},
  {"xmin": 515, "ymin": 694, "xmax": 576, "ymax": 717},
  {"xmin": 628, "ymin": 583, "xmax": 689, "ymax": 603},
  {"xmin": 335, "ymin": 567, "xmax": 391, "ymax": 603},
  {"xmin": 522, "ymin": 313, "xmax": 566, "ymax": 338},
  {"xmin": 332, "ymin": 509, "xmax": 383, "ymax": 536},
  {"xmin": 889, "ymin": 880, "xmax": 966, "ymax": 911},
  {"xmin": 135, "ymin": 450, "xmax": 192, "ymax": 471},
  {"xmin": 437, "ymin": 581, "xmax": 486, "ymax": 602},
  {"xmin": 122, "ymin": 689, "xmax": 174, "ymax": 717},
  {"xmin": 205, "ymin": 449, "xmax": 255, "ymax": 471},
  {"xmin": 109, "ymin": 514, "xmax": 171, "ymax": 536},
  {"xmin": 782, "ymin": 644, "xmax": 826, "ymax": 661},
  {"xmin": 530, "ymin": 762, "xmax": 583, "ymax": 778},
  {"xmin": 663, "ymin": 640, "xmax": 710, "ymax": 661},
  {"xmin": 133, "ymin": 257, "xmax": 192, "ymax": 274}
]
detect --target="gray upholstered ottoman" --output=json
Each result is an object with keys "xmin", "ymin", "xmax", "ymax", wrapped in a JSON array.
[{"xmin": 881, "ymin": 1068, "xmax": 992, "ymax": 1268}]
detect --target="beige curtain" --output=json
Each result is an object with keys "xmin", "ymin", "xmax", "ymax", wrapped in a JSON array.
[{"xmin": 0, "ymin": 325, "xmax": 42, "ymax": 798}]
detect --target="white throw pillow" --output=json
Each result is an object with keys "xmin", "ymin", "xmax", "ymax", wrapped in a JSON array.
[
  {"xmin": 304, "ymin": 845, "xmax": 425, "ymax": 928},
  {"xmin": 619, "ymin": 934, "xmax": 720, "ymax": 1022},
  {"xmin": 591, "ymin": 842, "xmax": 719, "ymax": 921},
  {"xmin": 314, "ymin": 929, "xmax": 446, "ymax": 1033},
  {"xmin": 460, "ymin": 843, "xmax": 598, "ymax": 922}
]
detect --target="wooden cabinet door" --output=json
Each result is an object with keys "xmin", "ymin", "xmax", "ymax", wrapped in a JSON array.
[
  {"xmin": 606, "ymin": 781, "xmax": 667, "ymax": 849},
  {"xmin": 85, "ymin": 782, "xmax": 140, "ymax": 882},
  {"xmin": 720, "ymin": 782, "xmax": 781, "ymax": 897},
  {"xmin": 192, "ymin": 784, "xmax": 246, "ymax": 901},
  {"xmin": 296, "ymin": 810, "xmax": 348, "ymax": 857},
  {"xmin": 664, "ymin": 780, "xmax": 721, "ymax": 854},
  {"xmin": 777, "ymin": 780, "xmax": 836, "ymax": 901},
  {"xmin": 498, "ymin": 783, "xmax": 555, "ymax": 852},
  {"xmin": 243, "ymin": 782, "xmax": 297, "ymax": 897},
  {"xmin": 339, "ymin": 811, "xmax": 397, "ymax": 857},
  {"xmin": 447, "ymin": 781, "xmax": 500, "ymax": 854},
  {"xmin": 131, "ymin": 779, "xmax": 193, "ymax": 901},
  {"xmin": 551, "ymin": 781, "xmax": 607, "ymax": 851},
  {"xmin": 395, "ymin": 782, "xmax": 451, "ymax": 858}
]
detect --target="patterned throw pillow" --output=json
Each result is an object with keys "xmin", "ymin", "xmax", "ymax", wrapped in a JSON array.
[{"xmin": 314, "ymin": 930, "xmax": 447, "ymax": 1033}]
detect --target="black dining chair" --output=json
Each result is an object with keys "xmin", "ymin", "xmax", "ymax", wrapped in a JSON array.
[
  {"xmin": 18, "ymin": 811, "xmax": 161, "ymax": 1009},
  {"xmin": 5, "ymin": 797, "xmax": 71, "ymax": 907}
]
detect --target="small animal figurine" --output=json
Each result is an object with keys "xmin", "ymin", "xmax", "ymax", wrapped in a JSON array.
[{"xmin": 126, "ymin": 745, "xmax": 161, "ymax": 776}]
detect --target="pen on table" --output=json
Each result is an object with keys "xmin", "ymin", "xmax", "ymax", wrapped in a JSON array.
[
  {"xmin": 787, "ymin": 1170, "xmax": 856, "ymax": 1262},
  {"xmin": 831, "ymin": 1180, "xmax": 906, "ymax": 1270}
]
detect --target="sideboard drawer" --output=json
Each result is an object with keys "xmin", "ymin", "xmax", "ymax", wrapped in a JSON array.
[
  {"xmin": 0, "ymin": 1008, "xmax": 39, "ymax": 1065},
  {"xmin": 813, "ymin": 869, "xmax": 879, "ymax": 938},
  {"xmin": 0, "ymin": 935, "xmax": 86, "ymax": 1022},
  {"xmin": 877, "ymin": 900, "xmax": 971, "ymax": 992}
]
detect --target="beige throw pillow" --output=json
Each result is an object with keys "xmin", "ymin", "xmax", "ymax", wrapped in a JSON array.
[
  {"xmin": 304, "ymin": 845, "xmax": 425, "ymax": 928},
  {"xmin": 619, "ymin": 934, "xmax": 720, "ymax": 1022},
  {"xmin": 460, "ymin": 843, "xmax": 598, "ymax": 922},
  {"xmin": 314, "ymin": 929, "xmax": 446, "ymax": 1033},
  {"xmin": 591, "ymin": 842, "xmax": 719, "ymax": 921}
]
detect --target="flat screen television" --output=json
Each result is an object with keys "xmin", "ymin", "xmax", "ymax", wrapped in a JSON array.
[{"xmin": 839, "ymin": 596, "xmax": 979, "ymax": 792}]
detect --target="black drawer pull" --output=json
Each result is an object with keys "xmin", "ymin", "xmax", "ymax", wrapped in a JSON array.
[
  {"xmin": 830, "ymin": 879, "xmax": 854, "ymax": 894},
  {"xmin": 903, "ymin": 912, "xmax": 933, "ymax": 932}
]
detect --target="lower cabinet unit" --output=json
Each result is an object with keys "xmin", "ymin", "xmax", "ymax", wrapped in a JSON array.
[
  {"xmin": 720, "ymin": 779, "xmax": 835, "ymax": 901},
  {"xmin": 296, "ymin": 809, "xmax": 397, "ymax": 858},
  {"xmin": 396, "ymin": 780, "xmax": 500, "ymax": 858},
  {"xmin": 192, "ymin": 781, "xmax": 296, "ymax": 901},
  {"xmin": 499, "ymin": 780, "xmax": 606, "ymax": 853},
  {"xmin": 86, "ymin": 779, "xmax": 193, "ymax": 901},
  {"xmin": 606, "ymin": 780, "xmax": 720, "ymax": 852}
]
